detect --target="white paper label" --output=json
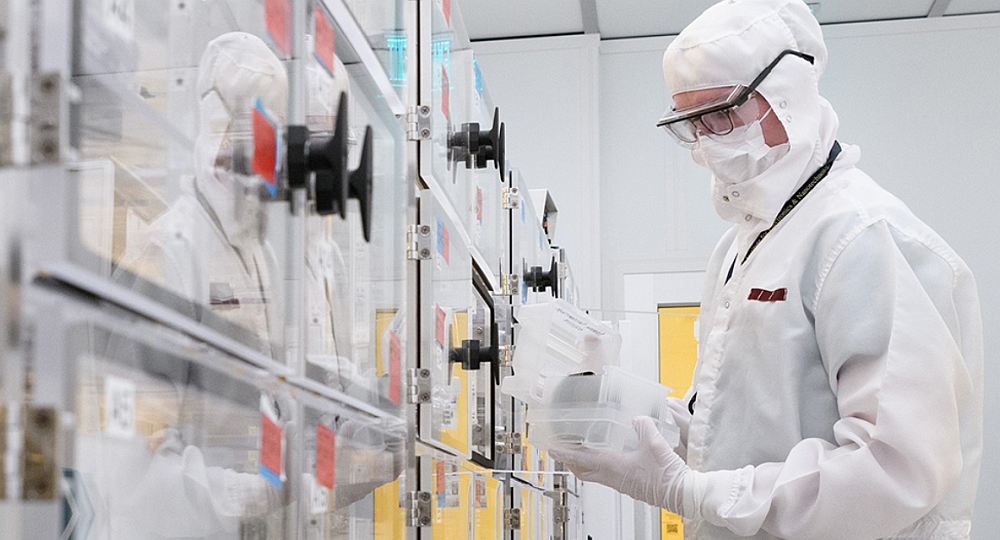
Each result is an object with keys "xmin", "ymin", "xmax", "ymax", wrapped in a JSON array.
[
  {"xmin": 104, "ymin": 375, "xmax": 135, "ymax": 438},
  {"xmin": 309, "ymin": 475, "xmax": 329, "ymax": 514}
]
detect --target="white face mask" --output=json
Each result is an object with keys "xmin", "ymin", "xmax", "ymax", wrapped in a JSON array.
[{"xmin": 691, "ymin": 109, "xmax": 789, "ymax": 185}]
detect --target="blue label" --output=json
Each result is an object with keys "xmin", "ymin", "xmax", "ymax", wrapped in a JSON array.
[
  {"xmin": 437, "ymin": 218, "xmax": 444, "ymax": 256},
  {"xmin": 521, "ymin": 201, "xmax": 525, "ymax": 223},
  {"xmin": 259, "ymin": 464, "xmax": 282, "ymax": 489},
  {"xmin": 473, "ymin": 58, "xmax": 483, "ymax": 97},
  {"xmin": 521, "ymin": 281, "xmax": 527, "ymax": 304}
]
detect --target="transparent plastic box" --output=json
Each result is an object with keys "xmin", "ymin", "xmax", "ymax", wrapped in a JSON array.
[
  {"xmin": 525, "ymin": 366, "xmax": 681, "ymax": 452},
  {"xmin": 501, "ymin": 299, "xmax": 621, "ymax": 406}
]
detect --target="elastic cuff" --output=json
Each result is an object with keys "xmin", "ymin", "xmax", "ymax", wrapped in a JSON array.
[{"xmin": 682, "ymin": 469, "xmax": 742, "ymax": 523}]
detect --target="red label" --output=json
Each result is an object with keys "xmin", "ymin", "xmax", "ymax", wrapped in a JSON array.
[
  {"xmin": 260, "ymin": 414, "xmax": 282, "ymax": 477},
  {"xmin": 252, "ymin": 102, "xmax": 278, "ymax": 196},
  {"xmin": 316, "ymin": 425, "xmax": 336, "ymax": 490},
  {"xmin": 314, "ymin": 6, "xmax": 336, "ymax": 76},
  {"xmin": 389, "ymin": 330, "xmax": 402, "ymax": 405},
  {"xmin": 443, "ymin": 0, "xmax": 451, "ymax": 26},
  {"xmin": 441, "ymin": 65, "xmax": 450, "ymax": 122},
  {"xmin": 265, "ymin": 0, "xmax": 291, "ymax": 56},
  {"xmin": 436, "ymin": 305, "xmax": 446, "ymax": 347},
  {"xmin": 476, "ymin": 188, "xmax": 483, "ymax": 221},
  {"xmin": 748, "ymin": 288, "xmax": 787, "ymax": 302},
  {"xmin": 442, "ymin": 224, "xmax": 450, "ymax": 264},
  {"xmin": 436, "ymin": 460, "xmax": 446, "ymax": 494}
]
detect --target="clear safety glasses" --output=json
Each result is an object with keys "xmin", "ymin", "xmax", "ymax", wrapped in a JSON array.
[{"xmin": 657, "ymin": 49, "xmax": 815, "ymax": 147}]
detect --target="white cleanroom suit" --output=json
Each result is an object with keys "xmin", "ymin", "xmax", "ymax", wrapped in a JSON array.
[
  {"xmin": 116, "ymin": 32, "xmax": 287, "ymax": 361},
  {"xmin": 552, "ymin": 1, "xmax": 983, "ymax": 539}
]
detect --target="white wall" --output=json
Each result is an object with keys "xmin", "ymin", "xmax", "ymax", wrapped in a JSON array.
[
  {"xmin": 472, "ymin": 12, "xmax": 1000, "ymax": 539},
  {"xmin": 473, "ymin": 35, "xmax": 602, "ymax": 312}
]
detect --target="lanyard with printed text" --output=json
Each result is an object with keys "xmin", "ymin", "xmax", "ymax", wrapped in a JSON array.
[{"xmin": 742, "ymin": 141, "xmax": 842, "ymax": 265}]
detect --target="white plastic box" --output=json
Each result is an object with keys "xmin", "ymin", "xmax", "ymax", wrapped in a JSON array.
[
  {"xmin": 501, "ymin": 299, "xmax": 622, "ymax": 405},
  {"xmin": 525, "ymin": 366, "xmax": 681, "ymax": 452}
]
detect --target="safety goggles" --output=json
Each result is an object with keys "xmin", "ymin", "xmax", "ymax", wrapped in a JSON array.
[{"xmin": 657, "ymin": 49, "xmax": 815, "ymax": 147}]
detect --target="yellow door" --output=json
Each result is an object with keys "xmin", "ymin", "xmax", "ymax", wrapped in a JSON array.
[{"xmin": 659, "ymin": 305, "xmax": 700, "ymax": 540}]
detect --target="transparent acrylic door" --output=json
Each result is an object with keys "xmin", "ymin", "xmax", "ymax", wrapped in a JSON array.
[
  {"xmin": 425, "ymin": 0, "xmax": 475, "ymax": 216},
  {"xmin": 471, "ymin": 471, "xmax": 504, "ymax": 540},
  {"xmin": 467, "ymin": 67, "xmax": 506, "ymax": 283},
  {"xmin": 338, "ymin": 0, "xmax": 408, "ymax": 99},
  {"xmin": 302, "ymin": 1, "xmax": 411, "ymax": 415},
  {"xmin": 71, "ymin": 0, "xmax": 301, "ymax": 363},
  {"xmin": 513, "ymin": 172, "xmax": 549, "ymax": 306},
  {"xmin": 418, "ymin": 189, "xmax": 473, "ymax": 457},
  {"xmin": 297, "ymin": 395, "xmax": 406, "ymax": 540},
  {"xmin": 54, "ymin": 302, "xmax": 294, "ymax": 539},
  {"xmin": 430, "ymin": 456, "xmax": 471, "ymax": 539}
]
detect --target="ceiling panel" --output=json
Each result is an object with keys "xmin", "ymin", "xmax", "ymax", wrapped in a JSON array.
[
  {"xmin": 595, "ymin": 0, "xmax": 943, "ymax": 40},
  {"xmin": 595, "ymin": 0, "xmax": 719, "ymax": 38},
  {"xmin": 945, "ymin": 0, "xmax": 1000, "ymax": 15},
  {"xmin": 463, "ymin": 0, "xmax": 585, "ymax": 41},
  {"xmin": 807, "ymin": 0, "xmax": 936, "ymax": 23}
]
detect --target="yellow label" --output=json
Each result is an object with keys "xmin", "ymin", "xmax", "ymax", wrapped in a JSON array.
[
  {"xmin": 374, "ymin": 478, "xmax": 405, "ymax": 540},
  {"xmin": 658, "ymin": 305, "xmax": 700, "ymax": 539},
  {"xmin": 374, "ymin": 309, "xmax": 397, "ymax": 377},
  {"xmin": 451, "ymin": 312, "xmax": 469, "ymax": 349},
  {"xmin": 440, "ymin": 367, "xmax": 469, "ymax": 455},
  {"xmin": 433, "ymin": 459, "xmax": 471, "ymax": 540}
]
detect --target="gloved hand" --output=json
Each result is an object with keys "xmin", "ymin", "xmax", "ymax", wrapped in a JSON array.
[{"xmin": 550, "ymin": 416, "xmax": 692, "ymax": 515}]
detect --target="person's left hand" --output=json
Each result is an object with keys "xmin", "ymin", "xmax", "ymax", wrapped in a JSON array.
[{"xmin": 550, "ymin": 416, "xmax": 691, "ymax": 514}]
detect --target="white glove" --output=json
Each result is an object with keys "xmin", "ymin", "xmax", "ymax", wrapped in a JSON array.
[{"xmin": 550, "ymin": 416, "xmax": 692, "ymax": 514}]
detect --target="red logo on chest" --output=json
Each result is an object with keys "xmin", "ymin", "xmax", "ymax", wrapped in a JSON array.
[{"xmin": 748, "ymin": 288, "xmax": 787, "ymax": 302}]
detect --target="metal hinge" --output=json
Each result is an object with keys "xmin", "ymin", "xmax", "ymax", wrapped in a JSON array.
[
  {"xmin": 498, "ymin": 345, "xmax": 513, "ymax": 369},
  {"xmin": 406, "ymin": 224, "xmax": 433, "ymax": 260},
  {"xmin": 556, "ymin": 261, "xmax": 567, "ymax": 280},
  {"xmin": 405, "ymin": 491, "xmax": 433, "ymax": 527},
  {"xmin": 30, "ymin": 73, "xmax": 64, "ymax": 165},
  {"xmin": 503, "ymin": 508, "xmax": 521, "ymax": 530},
  {"xmin": 553, "ymin": 505, "xmax": 570, "ymax": 524},
  {"xmin": 502, "ymin": 187, "xmax": 520, "ymax": 210},
  {"xmin": 23, "ymin": 407, "xmax": 58, "ymax": 500},
  {"xmin": 406, "ymin": 105, "xmax": 432, "ymax": 141},
  {"xmin": 500, "ymin": 273, "xmax": 519, "ymax": 296},
  {"xmin": 552, "ymin": 474, "xmax": 566, "ymax": 492},
  {"xmin": 495, "ymin": 432, "xmax": 522, "ymax": 455},
  {"xmin": 407, "ymin": 368, "xmax": 432, "ymax": 404}
]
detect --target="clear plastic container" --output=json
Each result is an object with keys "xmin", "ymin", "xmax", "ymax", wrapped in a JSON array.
[
  {"xmin": 524, "ymin": 366, "xmax": 681, "ymax": 452},
  {"xmin": 501, "ymin": 299, "xmax": 621, "ymax": 406}
]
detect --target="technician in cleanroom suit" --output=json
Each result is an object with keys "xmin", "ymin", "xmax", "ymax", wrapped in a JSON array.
[
  {"xmin": 116, "ymin": 32, "xmax": 286, "ymax": 361},
  {"xmin": 551, "ymin": 1, "xmax": 983, "ymax": 539}
]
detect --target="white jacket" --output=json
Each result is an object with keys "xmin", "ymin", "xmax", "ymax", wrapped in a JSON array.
[{"xmin": 672, "ymin": 142, "xmax": 984, "ymax": 540}]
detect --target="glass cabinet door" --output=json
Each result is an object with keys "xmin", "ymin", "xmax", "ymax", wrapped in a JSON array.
[
  {"xmin": 70, "ymin": 0, "xmax": 302, "ymax": 364},
  {"xmin": 423, "ymin": 0, "xmax": 475, "ymax": 217},
  {"xmin": 40, "ymin": 295, "xmax": 295, "ymax": 540},
  {"xmin": 467, "ymin": 69, "xmax": 506, "ymax": 285},
  {"xmin": 418, "ymin": 189, "xmax": 474, "ymax": 458},
  {"xmin": 301, "ymin": 1, "xmax": 412, "ymax": 416},
  {"xmin": 296, "ymin": 394, "xmax": 406, "ymax": 540}
]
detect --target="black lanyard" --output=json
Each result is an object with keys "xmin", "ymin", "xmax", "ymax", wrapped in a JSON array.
[{"xmin": 741, "ymin": 141, "xmax": 842, "ymax": 265}]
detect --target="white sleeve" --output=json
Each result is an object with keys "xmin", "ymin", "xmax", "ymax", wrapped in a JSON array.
[
  {"xmin": 667, "ymin": 395, "xmax": 693, "ymax": 460},
  {"xmin": 689, "ymin": 220, "xmax": 971, "ymax": 540}
]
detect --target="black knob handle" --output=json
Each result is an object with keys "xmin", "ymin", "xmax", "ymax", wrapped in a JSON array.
[
  {"xmin": 448, "ymin": 108, "xmax": 505, "ymax": 182},
  {"xmin": 449, "ymin": 339, "xmax": 482, "ymax": 371},
  {"xmin": 313, "ymin": 93, "xmax": 350, "ymax": 218},
  {"xmin": 524, "ymin": 257, "xmax": 559, "ymax": 297},
  {"xmin": 347, "ymin": 126, "xmax": 374, "ymax": 243}
]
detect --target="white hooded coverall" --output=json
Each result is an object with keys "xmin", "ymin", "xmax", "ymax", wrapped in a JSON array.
[{"xmin": 659, "ymin": 1, "xmax": 984, "ymax": 539}]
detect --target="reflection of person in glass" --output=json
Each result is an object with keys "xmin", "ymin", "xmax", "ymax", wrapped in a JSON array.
[
  {"xmin": 303, "ymin": 54, "xmax": 353, "ymax": 385},
  {"xmin": 116, "ymin": 32, "xmax": 285, "ymax": 360}
]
